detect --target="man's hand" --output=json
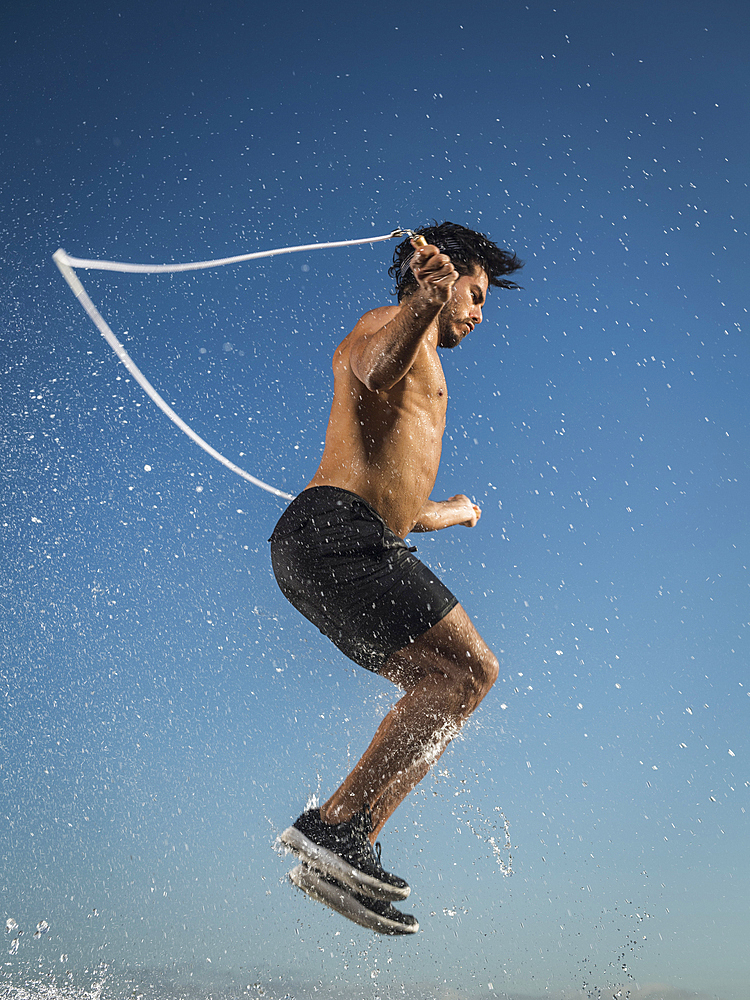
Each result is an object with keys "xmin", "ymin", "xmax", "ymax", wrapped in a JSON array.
[
  {"xmin": 452, "ymin": 494, "xmax": 482, "ymax": 527},
  {"xmin": 410, "ymin": 240, "xmax": 459, "ymax": 307},
  {"xmin": 411, "ymin": 495, "xmax": 482, "ymax": 532}
]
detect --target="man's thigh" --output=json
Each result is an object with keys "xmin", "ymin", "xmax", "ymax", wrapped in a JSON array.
[{"xmin": 270, "ymin": 486, "xmax": 458, "ymax": 672}]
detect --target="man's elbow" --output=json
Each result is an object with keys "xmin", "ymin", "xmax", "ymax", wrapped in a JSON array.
[
  {"xmin": 363, "ymin": 373, "xmax": 396, "ymax": 393},
  {"xmin": 354, "ymin": 363, "xmax": 395, "ymax": 393}
]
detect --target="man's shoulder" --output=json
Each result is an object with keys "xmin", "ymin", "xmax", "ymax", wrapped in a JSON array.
[
  {"xmin": 355, "ymin": 304, "xmax": 401, "ymax": 330},
  {"xmin": 334, "ymin": 305, "xmax": 400, "ymax": 355}
]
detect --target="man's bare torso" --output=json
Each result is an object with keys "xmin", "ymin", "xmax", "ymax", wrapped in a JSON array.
[{"xmin": 306, "ymin": 305, "xmax": 447, "ymax": 538}]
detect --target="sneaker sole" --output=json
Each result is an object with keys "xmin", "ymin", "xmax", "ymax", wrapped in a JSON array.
[
  {"xmin": 289, "ymin": 864, "xmax": 418, "ymax": 936},
  {"xmin": 279, "ymin": 824, "xmax": 410, "ymax": 901}
]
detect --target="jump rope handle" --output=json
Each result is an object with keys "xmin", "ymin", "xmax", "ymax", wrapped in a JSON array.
[{"xmin": 411, "ymin": 234, "xmax": 428, "ymax": 248}]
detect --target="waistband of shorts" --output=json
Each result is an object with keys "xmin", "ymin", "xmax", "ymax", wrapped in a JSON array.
[
  {"xmin": 270, "ymin": 485, "xmax": 386, "ymax": 542},
  {"xmin": 298, "ymin": 486, "xmax": 385, "ymax": 523}
]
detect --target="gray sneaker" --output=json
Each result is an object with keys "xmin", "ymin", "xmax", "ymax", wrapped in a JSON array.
[
  {"xmin": 289, "ymin": 863, "xmax": 419, "ymax": 935},
  {"xmin": 279, "ymin": 805, "xmax": 409, "ymax": 901}
]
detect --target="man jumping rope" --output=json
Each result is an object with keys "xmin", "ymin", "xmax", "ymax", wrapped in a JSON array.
[{"xmin": 271, "ymin": 222, "xmax": 523, "ymax": 934}]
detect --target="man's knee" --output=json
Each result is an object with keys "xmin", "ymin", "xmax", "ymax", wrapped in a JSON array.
[
  {"xmin": 454, "ymin": 647, "xmax": 498, "ymax": 713},
  {"xmin": 382, "ymin": 607, "xmax": 498, "ymax": 711},
  {"xmin": 469, "ymin": 649, "xmax": 500, "ymax": 708}
]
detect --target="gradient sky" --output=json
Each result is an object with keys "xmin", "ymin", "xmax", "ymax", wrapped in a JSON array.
[{"xmin": 2, "ymin": 2, "xmax": 748, "ymax": 999}]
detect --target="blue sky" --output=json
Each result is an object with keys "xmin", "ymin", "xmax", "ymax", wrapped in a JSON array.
[{"xmin": 1, "ymin": 2, "xmax": 748, "ymax": 998}]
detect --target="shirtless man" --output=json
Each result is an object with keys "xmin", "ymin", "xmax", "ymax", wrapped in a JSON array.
[{"xmin": 271, "ymin": 222, "xmax": 523, "ymax": 934}]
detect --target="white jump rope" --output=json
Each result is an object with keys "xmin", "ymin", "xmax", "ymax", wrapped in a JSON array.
[{"xmin": 53, "ymin": 230, "xmax": 426, "ymax": 501}]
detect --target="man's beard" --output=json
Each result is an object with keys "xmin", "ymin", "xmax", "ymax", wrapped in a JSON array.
[{"xmin": 437, "ymin": 308, "xmax": 465, "ymax": 349}]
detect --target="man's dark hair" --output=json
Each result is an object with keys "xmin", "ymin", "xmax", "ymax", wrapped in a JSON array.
[{"xmin": 389, "ymin": 221, "xmax": 524, "ymax": 302}]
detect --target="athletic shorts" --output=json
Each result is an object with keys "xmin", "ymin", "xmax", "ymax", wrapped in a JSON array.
[{"xmin": 269, "ymin": 486, "xmax": 458, "ymax": 672}]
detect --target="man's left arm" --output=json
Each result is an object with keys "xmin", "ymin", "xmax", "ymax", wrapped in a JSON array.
[{"xmin": 411, "ymin": 495, "xmax": 481, "ymax": 532}]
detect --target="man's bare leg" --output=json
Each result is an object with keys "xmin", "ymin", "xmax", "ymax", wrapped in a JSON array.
[
  {"xmin": 364, "ymin": 745, "xmax": 447, "ymax": 841},
  {"xmin": 319, "ymin": 604, "xmax": 498, "ymax": 838}
]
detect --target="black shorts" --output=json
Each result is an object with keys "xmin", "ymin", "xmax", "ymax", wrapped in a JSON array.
[{"xmin": 269, "ymin": 486, "xmax": 458, "ymax": 672}]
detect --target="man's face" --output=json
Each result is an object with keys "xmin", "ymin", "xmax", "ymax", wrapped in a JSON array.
[{"xmin": 437, "ymin": 265, "xmax": 489, "ymax": 350}]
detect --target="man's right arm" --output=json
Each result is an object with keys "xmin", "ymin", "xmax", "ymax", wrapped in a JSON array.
[
  {"xmin": 350, "ymin": 244, "xmax": 458, "ymax": 391},
  {"xmin": 411, "ymin": 495, "xmax": 482, "ymax": 532}
]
